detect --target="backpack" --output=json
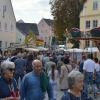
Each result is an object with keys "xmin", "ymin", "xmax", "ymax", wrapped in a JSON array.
[{"xmin": 79, "ymin": 62, "xmax": 84, "ymax": 73}]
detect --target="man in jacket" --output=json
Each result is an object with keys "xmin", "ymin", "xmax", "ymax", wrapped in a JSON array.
[{"xmin": 20, "ymin": 59, "xmax": 53, "ymax": 100}]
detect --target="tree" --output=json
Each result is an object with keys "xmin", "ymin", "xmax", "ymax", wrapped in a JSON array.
[
  {"xmin": 25, "ymin": 31, "xmax": 36, "ymax": 47},
  {"xmin": 50, "ymin": 0, "xmax": 87, "ymax": 41}
]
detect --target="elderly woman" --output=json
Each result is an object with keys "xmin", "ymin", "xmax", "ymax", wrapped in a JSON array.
[
  {"xmin": 0, "ymin": 61, "xmax": 19, "ymax": 100},
  {"xmin": 61, "ymin": 70, "xmax": 93, "ymax": 100}
]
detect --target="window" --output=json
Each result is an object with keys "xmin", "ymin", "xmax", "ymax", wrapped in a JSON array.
[
  {"xmin": 3, "ymin": 5, "xmax": 6, "ymax": 18},
  {"xmin": 93, "ymin": 20, "xmax": 98, "ymax": 28},
  {"xmin": 86, "ymin": 20, "xmax": 90, "ymax": 29},
  {"xmin": 5, "ymin": 42, "xmax": 7, "ymax": 48},
  {"xmin": 85, "ymin": 40, "xmax": 90, "ymax": 47},
  {"xmin": 0, "ymin": 41, "xmax": 2, "ymax": 48},
  {"xmin": 11, "ymin": 24, "xmax": 13, "ymax": 31},
  {"xmin": 5, "ymin": 23, "xmax": 7, "ymax": 31},
  {"xmin": 19, "ymin": 38, "xmax": 21, "ymax": 42},
  {"xmin": 0, "ymin": 22, "xmax": 2, "ymax": 31},
  {"xmin": 93, "ymin": 1, "xmax": 98, "ymax": 10},
  {"xmin": 41, "ymin": 30, "xmax": 43, "ymax": 33},
  {"xmin": 10, "ymin": 43, "xmax": 13, "ymax": 47},
  {"xmin": 10, "ymin": 43, "xmax": 12, "ymax": 47}
]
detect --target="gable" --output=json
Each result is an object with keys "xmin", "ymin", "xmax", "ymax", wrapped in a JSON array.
[
  {"xmin": 43, "ymin": 18, "xmax": 53, "ymax": 26},
  {"xmin": 0, "ymin": 0, "xmax": 16, "ymax": 22}
]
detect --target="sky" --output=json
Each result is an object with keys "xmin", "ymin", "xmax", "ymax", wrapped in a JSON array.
[{"xmin": 11, "ymin": 0, "xmax": 53, "ymax": 23}]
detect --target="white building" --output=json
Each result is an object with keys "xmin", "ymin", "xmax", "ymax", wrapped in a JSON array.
[
  {"xmin": 0, "ymin": 0, "xmax": 16, "ymax": 50},
  {"xmin": 38, "ymin": 18, "xmax": 53, "ymax": 46},
  {"xmin": 80, "ymin": 0, "xmax": 100, "ymax": 48},
  {"xmin": 16, "ymin": 28, "xmax": 25, "ymax": 44}
]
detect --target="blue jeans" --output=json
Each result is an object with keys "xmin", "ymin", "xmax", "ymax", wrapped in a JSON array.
[{"xmin": 84, "ymin": 72, "xmax": 94, "ymax": 94}]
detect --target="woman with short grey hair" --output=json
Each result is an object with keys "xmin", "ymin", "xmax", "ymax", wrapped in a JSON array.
[
  {"xmin": 61, "ymin": 70, "xmax": 93, "ymax": 100},
  {"xmin": 0, "ymin": 61, "xmax": 19, "ymax": 100},
  {"xmin": 68, "ymin": 70, "xmax": 84, "ymax": 89},
  {"xmin": 0, "ymin": 61, "xmax": 15, "ymax": 74}
]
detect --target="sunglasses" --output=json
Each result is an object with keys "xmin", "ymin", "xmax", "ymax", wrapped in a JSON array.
[{"xmin": 7, "ymin": 68, "xmax": 15, "ymax": 72}]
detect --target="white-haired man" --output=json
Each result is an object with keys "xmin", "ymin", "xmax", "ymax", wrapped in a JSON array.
[{"xmin": 20, "ymin": 59, "xmax": 53, "ymax": 100}]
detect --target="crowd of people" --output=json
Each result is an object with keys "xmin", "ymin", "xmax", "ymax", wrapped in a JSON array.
[{"xmin": 0, "ymin": 49, "xmax": 100, "ymax": 100}]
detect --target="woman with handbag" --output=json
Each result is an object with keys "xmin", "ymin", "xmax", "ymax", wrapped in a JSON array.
[{"xmin": 59, "ymin": 58, "xmax": 72, "ymax": 93}]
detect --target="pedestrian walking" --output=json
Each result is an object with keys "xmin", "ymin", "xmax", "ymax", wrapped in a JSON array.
[
  {"xmin": 14, "ymin": 53, "xmax": 26, "ymax": 83},
  {"xmin": 61, "ymin": 70, "xmax": 93, "ymax": 100},
  {"xmin": 94, "ymin": 58, "xmax": 100, "ymax": 90},
  {"xmin": 0, "ymin": 61, "xmax": 19, "ymax": 100},
  {"xmin": 20, "ymin": 59, "xmax": 53, "ymax": 100},
  {"xmin": 26, "ymin": 53, "xmax": 34, "ymax": 73},
  {"xmin": 48, "ymin": 63, "xmax": 59, "ymax": 100},
  {"xmin": 59, "ymin": 58, "xmax": 72, "ymax": 93},
  {"xmin": 83, "ymin": 54, "xmax": 95, "ymax": 95}
]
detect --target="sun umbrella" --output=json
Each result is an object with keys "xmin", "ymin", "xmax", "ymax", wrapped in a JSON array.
[{"xmin": 85, "ymin": 47, "xmax": 99, "ymax": 52}]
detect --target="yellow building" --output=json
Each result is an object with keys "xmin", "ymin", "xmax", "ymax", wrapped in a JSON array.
[{"xmin": 80, "ymin": 0, "xmax": 100, "ymax": 48}]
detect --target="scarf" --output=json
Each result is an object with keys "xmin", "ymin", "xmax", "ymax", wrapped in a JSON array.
[{"xmin": 40, "ymin": 71, "xmax": 49, "ymax": 92}]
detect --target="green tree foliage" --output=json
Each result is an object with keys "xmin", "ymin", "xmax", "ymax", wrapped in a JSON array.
[
  {"xmin": 72, "ymin": 40, "xmax": 80, "ymax": 48},
  {"xmin": 25, "ymin": 31, "xmax": 36, "ymax": 45},
  {"xmin": 50, "ymin": 0, "xmax": 87, "ymax": 40}
]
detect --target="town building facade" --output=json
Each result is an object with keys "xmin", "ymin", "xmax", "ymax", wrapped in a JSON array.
[
  {"xmin": 80, "ymin": 0, "xmax": 100, "ymax": 48},
  {"xmin": 16, "ymin": 22, "xmax": 39, "ymax": 47},
  {"xmin": 0, "ymin": 0, "xmax": 16, "ymax": 50},
  {"xmin": 38, "ymin": 18, "xmax": 53, "ymax": 47}
]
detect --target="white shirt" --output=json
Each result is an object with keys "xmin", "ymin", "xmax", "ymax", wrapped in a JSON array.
[
  {"xmin": 38, "ymin": 54, "xmax": 44, "ymax": 61},
  {"xmin": 83, "ymin": 59, "xmax": 95, "ymax": 72},
  {"xmin": 95, "ymin": 63, "xmax": 100, "ymax": 72},
  {"xmin": 48, "ymin": 70, "xmax": 59, "ymax": 81}
]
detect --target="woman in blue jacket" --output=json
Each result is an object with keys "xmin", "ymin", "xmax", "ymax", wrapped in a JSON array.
[
  {"xmin": 0, "ymin": 61, "xmax": 19, "ymax": 100},
  {"xmin": 61, "ymin": 70, "xmax": 93, "ymax": 100}
]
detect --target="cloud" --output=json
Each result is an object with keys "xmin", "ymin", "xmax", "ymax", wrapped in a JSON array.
[
  {"xmin": 11, "ymin": 0, "xmax": 52, "ymax": 23},
  {"xmin": 37, "ymin": 0, "xmax": 50, "ymax": 6}
]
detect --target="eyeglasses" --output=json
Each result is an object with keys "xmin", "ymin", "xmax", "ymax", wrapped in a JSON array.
[{"xmin": 7, "ymin": 68, "xmax": 15, "ymax": 72}]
